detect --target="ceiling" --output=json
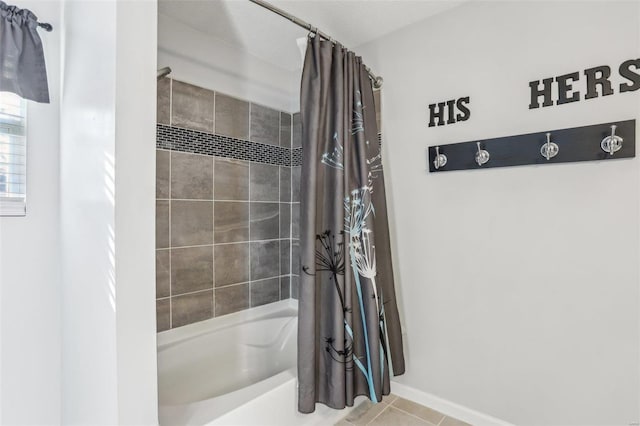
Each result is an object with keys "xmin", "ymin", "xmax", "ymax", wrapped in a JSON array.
[{"xmin": 158, "ymin": 0, "xmax": 464, "ymax": 71}]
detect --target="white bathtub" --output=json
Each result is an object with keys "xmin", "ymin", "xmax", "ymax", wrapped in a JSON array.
[
  {"xmin": 157, "ymin": 300, "xmax": 298, "ymax": 425},
  {"xmin": 157, "ymin": 299, "xmax": 359, "ymax": 426}
]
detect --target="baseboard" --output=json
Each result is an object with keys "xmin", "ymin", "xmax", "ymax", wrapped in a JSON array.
[{"xmin": 390, "ymin": 381, "xmax": 515, "ymax": 426}]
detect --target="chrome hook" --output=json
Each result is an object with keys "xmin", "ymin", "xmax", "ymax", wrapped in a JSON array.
[
  {"xmin": 475, "ymin": 141, "xmax": 490, "ymax": 166},
  {"xmin": 433, "ymin": 146, "xmax": 447, "ymax": 170},
  {"xmin": 601, "ymin": 124, "xmax": 623, "ymax": 156},
  {"xmin": 540, "ymin": 132, "xmax": 559, "ymax": 160}
]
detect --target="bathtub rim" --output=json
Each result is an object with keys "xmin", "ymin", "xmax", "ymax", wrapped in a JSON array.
[{"xmin": 157, "ymin": 298, "xmax": 298, "ymax": 349}]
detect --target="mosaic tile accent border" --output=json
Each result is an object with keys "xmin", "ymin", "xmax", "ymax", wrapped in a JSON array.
[
  {"xmin": 157, "ymin": 124, "xmax": 301, "ymax": 167},
  {"xmin": 292, "ymin": 147, "xmax": 302, "ymax": 167},
  {"xmin": 155, "ymin": 125, "xmax": 377, "ymax": 168}
]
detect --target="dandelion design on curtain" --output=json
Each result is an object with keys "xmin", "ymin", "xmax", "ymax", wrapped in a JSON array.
[
  {"xmin": 298, "ymin": 35, "xmax": 404, "ymax": 413},
  {"xmin": 307, "ymin": 91, "xmax": 388, "ymax": 401}
]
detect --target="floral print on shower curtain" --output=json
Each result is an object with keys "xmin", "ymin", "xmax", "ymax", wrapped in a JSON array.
[{"xmin": 297, "ymin": 35, "xmax": 405, "ymax": 413}]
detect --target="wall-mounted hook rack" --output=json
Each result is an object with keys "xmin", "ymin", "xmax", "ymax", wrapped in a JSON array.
[
  {"xmin": 475, "ymin": 142, "xmax": 490, "ymax": 166},
  {"xmin": 540, "ymin": 132, "xmax": 559, "ymax": 160},
  {"xmin": 428, "ymin": 120, "xmax": 635, "ymax": 173},
  {"xmin": 601, "ymin": 124, "xmax": 623, "ymax": 156},
  {"xmin": 433, "ymin": 146, "xmax": 447, "ymax": 169}
]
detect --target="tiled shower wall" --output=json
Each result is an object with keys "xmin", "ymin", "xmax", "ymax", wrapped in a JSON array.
[{"xmin": 155, "ymin": 78, "xmax": 301, "ymax": 332}]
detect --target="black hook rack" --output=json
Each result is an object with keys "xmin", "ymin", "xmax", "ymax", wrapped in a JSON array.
[{"xmin": 428, "ymin": 120, "xmax": 635, "ymax": 173}]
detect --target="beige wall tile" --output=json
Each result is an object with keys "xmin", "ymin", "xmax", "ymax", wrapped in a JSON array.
[
  {"xmin": 280, "ymin": 112, "xmax": 291, "ymax": 147},
  {"xmin": 214, "ymin": 243, "xmax": 249, "ymax": 287},
  {"xmin": 156, "ymin": 299, "xmax": 170, "ymax": 332},
  {"xmin": 250, "ymin": 163, "xmax": 279, "ymax": 201},
  {"xmin": 170, "ymin": 200, "xmax": 213, "ymax": 247},
  {"xmin": 250, "ymin": 240, "xmax": 280, "ymax": 280},
  {"xmin": 157, "ymin": 77, "xmax": 171, "ymax": 125},
  {"xmin": 250, "ymin": 202, "xmax": 279, "ymax": 240},
  {"xmin": 171, "ymin": 152, "xmax": 213, "ymax": 200},
  {"xmin": 172, "ymin": 80, "xmax": 214, "ymax": 133},
  {"xmin": 215, "ymin": 284, "xmax": 249, "ymax": 316},
  {"xmin": 250, "ymin": 278, "xmax": 279, "ymax": 307},
  {"xmin": 156, "ymin": 200, "xmax": 170, "ymax": 249},
  {"xmin": 171, "ymin": 246, "xmax": 214, "ymax": 295},
  {"xmin": 214, "ymin": 158, "xmax": 249, "ymax": 200},
  {"xmin": 214, "ymin": 201, "xmax": 249, "ymax": 243},
  {"xmin": 156, "ymin": 150, "xmax": 170, "ymax": 199},
  {"xmin": 156, "ymin": 250, "xmax": 170, "ymax": 298},
  {"xmin": 215, "ymin": 93, "xmax": 249, "ymax": 139},
  {"xmin": 172, "ymin": 291, "xmax": 213, "ymax": 328},
  {"xmin": 250, "ymin": 103, "xmax": 280, "ymax": 145}
]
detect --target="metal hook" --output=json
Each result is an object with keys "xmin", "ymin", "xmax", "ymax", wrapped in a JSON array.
[
  {"xmin": 601, "ymin": 124, "xmax": 623, "ymax": 156},
  {"xmin": 540, "ymin": 132, "xmax": 559, "ymax": 160},
  {"xmin": 475, "ymin": 142, "xmax": 490, "ymax": 166},
  {"xmin": 433, "ymin": 146, "xmax": 447, "ymax": 170}
]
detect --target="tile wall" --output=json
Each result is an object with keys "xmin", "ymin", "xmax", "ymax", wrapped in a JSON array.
[{"xmin": 156, "ymin": 78, "xmax": 301, "ymax": 331}]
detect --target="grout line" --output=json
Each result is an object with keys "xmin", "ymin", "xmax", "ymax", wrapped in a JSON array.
[
  {"xmin": 278, "ymin": 160, "xmax": 281, "ymax": 300},
  {"xmin": 159, "ymin": 274, "xmax": 286, "ymax": 302},
  {"xmin": 278, "ymin": 110, "xmax": 282, "ymax": 148},
  {"xmin": 388, "ymin": 405, "xmax": 439, "ymax": 426},
  {"xmin": 212, "ymin": 90, "xmax": 216, "ymax": 137},
  {"xmin": 248, "ymin": 159, "xmax": 252, "ymax": 308},
  {"xmin": 165, "ymin": 288, "xmax": 213, "ymax": 299},
  {"xmin": 212, "ymin": 242, "xmax": 216, "ymax": 318},
  {"xmin": 289, "ymin": 116, "xmax": 294, "ymax": 298},
  {"xmin": 160, "ymin": 198, "xmax": 293, "ymax": 203},
  {"xmin": 212, "ymin": 152, "xmax": 216, "ymax": 318},
  {"xmin": 366, "ymin": 404, "xmax": 391, "ymax": 425},
  {"xmin": 169, "ymin": 78, "xmax": 172, "ymax": 127},
  {"xmin": 248, "ymin": 276, "xmax": 283, "ymax": 284},
  {"xmin": 168, "ymin": 143, "xmax": 172, "ymax": 329},
  {"xmin": 248, "ymin": 101, "xmax": 252, "ymax": 144},
  {"xmin": 168, "ymin": 238, "xmax": 285, "ymax": 250}
]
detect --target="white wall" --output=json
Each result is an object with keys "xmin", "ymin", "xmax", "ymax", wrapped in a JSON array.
[
  {"xmin": 60, "ymin": 2, "xmax": 118, "ymax": 420},
  {"xmin": 60, "ymin": 0, "xmax": 157, "ymax": 423},
  {"xmin": 357, "ymin": 2, "xmax": 640, "ymax": 425},
  {"xmin": 0, "ymin": 1, "xmax": 62, "ymax": 424},
  {"xmin": 114, "ymin": 1, "xmax": 158, "ymax": 423},
  {"xmin": 158, "ymin": 13, "xmax": 299, "ymax": 113}
]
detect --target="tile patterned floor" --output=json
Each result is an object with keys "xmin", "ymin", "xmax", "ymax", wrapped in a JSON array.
[{"xmin": 335, "ymin": 394, "xmax": 472, "ymax": 426}]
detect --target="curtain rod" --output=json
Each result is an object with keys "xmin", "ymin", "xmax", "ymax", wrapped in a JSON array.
[{"xmin": 248, "ymin": 0, "xmax": 383, "ymax": 89}]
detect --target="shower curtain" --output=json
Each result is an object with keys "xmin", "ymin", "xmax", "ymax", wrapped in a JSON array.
[{"xmin": 298, "ymin": 35, "xmax": 405, "ymax": 413}]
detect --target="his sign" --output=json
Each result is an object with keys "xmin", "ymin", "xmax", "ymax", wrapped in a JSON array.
[{"xmin": 428, "ymin": 97, "xmax": 471, "ymax": 127}]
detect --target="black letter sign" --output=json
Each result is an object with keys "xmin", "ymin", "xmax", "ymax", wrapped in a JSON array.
[
  {"xmin": 456, "ymin": 97, "xmax": 470, "ymax": 122},
  {"xmin": 584, "ymin": 65, "xmax": 614, "ymax": 99},
  {"xmin": 556, "ymin": 72, "xmax": 580, "ymax": 104},
  {"xmin": 620, "ymin": 59, "xmax": 640, "ymax": 93},
  {"xmin": 529, "ymin": 78, "xmax": 554, "ymax": 109}
]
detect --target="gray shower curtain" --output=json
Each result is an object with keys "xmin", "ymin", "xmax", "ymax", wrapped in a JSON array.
[{"xmin": 297, "ymin": 35, "xmax": 405, "ymax": 414}]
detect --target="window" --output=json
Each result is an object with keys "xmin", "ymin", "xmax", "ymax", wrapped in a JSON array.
[{"xmin": 0, "ymin": 92, "xmax": 27, "ymax": 216}]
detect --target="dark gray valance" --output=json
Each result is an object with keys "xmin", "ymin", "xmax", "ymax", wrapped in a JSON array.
[{"xmin": 0, "ymin": 1, "xmax": 49, "ymax": 103}]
